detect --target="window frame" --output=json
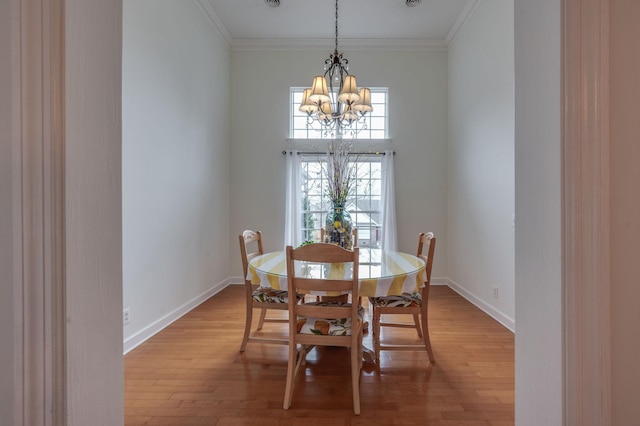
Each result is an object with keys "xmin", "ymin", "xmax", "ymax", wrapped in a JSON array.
[
  {"xmin": 298, "ymin": 152, "xmax": 384, "ymax": 248},
  {"xmin": 289, "ymin": 87, "xmax": 389, "ymax": 140}
]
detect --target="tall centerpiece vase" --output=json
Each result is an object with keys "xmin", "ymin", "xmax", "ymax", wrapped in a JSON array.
[{"xmin": 324, "ymin": 203, "xmax": 354, "ymax": 250}]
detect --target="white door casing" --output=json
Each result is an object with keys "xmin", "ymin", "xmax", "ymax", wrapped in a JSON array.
[
  {"xmin": 9, "ymin": 0, "xmax": 611, "ymax": 424},
  {"xmin": 562, "ymin": 0, "xmax": 611, "ymax": 424}
]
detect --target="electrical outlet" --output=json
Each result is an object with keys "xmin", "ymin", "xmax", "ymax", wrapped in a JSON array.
[
  {"xmin": 492, "ymin": 286, "xmax": 499, "ymax": 299},
  {"xmin": 123, "ymin": 308, "xmax": 130, "ymax": 326}
]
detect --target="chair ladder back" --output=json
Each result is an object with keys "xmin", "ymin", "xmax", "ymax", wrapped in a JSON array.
[
  {"xmin": 289, "ymin": 242, "xmax": 356, "ymax": 263},
  {"xmin": 239, "ymin": 230, "xmax": 263, "ymax": 280},
  {"xmin": 417, "ymin": 232, "xmax": 436, "ymax": 286},
  {"xmin": 295, "ymin": 304, "xmax": 353, "ymax": 321},
  {"xmin": 286, "ymin": 244, "xmax": 359, "ymax": 294},
  {"xmin": 293, "ymin": 277, "xmax": 355, "ymax": 293}
]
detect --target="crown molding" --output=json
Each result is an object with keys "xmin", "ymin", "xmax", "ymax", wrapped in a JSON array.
[
  {"xmin": 445, "ymin": 0, "xmax": 480, "ymax": 47},
  {"xmin": 230, "ymin": 37, "xmax": 448, "ymax": 52},
  {"xmin": 194, "ymin": 0, "xmax": 231, "ymax": 47},
  {"xmin": 198, "ymin": 0, "xmax": 478, "ymax": 52}
]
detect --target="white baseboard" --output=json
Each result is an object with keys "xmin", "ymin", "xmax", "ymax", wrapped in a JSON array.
[
  {"xmin": 123, "ymin": 275, "xmax": 514, "ymax": 355},
  {"xmin": 430, "ymin": 276, "xmax": 448, "ymax": 286},
  {"xmin": 123, "ymin": 277, "xmax": 234, "ymax": 354},
  {"xmin": 228, "ymin": 276, "xmax": 244, "ymax": 285},
  {"xmin": 445, "ymin": 278, "xmax": 515, "ymax": 332}
]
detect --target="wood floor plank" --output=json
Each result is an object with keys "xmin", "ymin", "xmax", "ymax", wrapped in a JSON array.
[{"xmin": 125, "ymin": 285, "xmax": 514, "ymax": 424}]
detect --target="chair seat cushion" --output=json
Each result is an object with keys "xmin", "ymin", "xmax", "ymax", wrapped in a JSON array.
[
  {"xmin": 369, "ymin": 292, "xmax": 422, "ymax": 308},
  {"xmin": 296, "ymin": 302, "xmax": 365, "ymax": 336},
  {"xmin": 252, "ymin": 288, "xmax": 301, "ymax": 304}
]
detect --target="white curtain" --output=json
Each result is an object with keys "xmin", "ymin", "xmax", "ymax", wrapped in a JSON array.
[
  {"xmin": 380, "ymin": 150, "xmax": 398, "ymax": 251},
  {"xmin": 284, "ymin": 150, "xmax": 301, "ymax": 248}
]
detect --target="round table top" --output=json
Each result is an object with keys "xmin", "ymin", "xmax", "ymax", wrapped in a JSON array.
[{"xmin": 247, "ymin": 247, "xmax": 426, "ymax": 298}]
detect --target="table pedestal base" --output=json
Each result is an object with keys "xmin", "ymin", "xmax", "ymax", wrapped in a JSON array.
[{"xmin": 362, "ymin": 346, "xmax": 376, "ymax": 364}]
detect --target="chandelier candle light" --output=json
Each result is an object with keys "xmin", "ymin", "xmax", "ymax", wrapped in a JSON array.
[{"xmin": 299, "ymin": 0, "xmax": 373, "ymax": 137}]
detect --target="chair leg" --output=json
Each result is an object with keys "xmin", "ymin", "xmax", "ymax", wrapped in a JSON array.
[
  {"xmin": 421, "ymin": 311, "xmax": 435, "ymax": 363},
  {"xmin": 240, "ymin": 300, "xmax": 253, "ymax": 352},
  {"xmin": 413, "ymin": 314, "xmax": 423, "ymax": 338},
  {"xmin": 283, "ymin": 342, "xmax": 296, "ymax": 410},
  {"xmin": 358, "ymin": 327, "xmax": 363, "ymax": 371},
  {"xmin": 351, "ymin": 331, "xmax": 361, "ymax": 415},
  {"xmin": 372, "ymin": 307, "xmax": 382, "ymax": 361},
  {"xmin": 257, "ymin": 307, "xmax": 267, "ymax": 330},
  {"xmin": 297, "ymin": 344, "xmax": 313, "ymax": 366}
]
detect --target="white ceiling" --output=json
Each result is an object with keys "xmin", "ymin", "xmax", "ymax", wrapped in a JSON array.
[{"xmin": 203, "ymin": 0, "xmax": 476, "ymax": 49}]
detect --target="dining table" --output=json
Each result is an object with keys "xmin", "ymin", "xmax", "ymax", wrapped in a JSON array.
[{"xmin": 247, "ymin": 246, "xmax": 426, "ymax": 363}]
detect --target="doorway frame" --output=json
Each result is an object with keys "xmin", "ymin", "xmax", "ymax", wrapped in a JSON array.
[
  {"xmin": 10, "ymin": 0, "xmax": 610, "ymax": 424},
  {"xmin": 562, "ymin": 0, "xmax": 611, "ymax": 424}
]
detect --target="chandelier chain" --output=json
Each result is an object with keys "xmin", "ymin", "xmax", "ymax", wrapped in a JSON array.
[{"xmin": 334, "ymin": 0, "xmax": 339, "ymax": 53}]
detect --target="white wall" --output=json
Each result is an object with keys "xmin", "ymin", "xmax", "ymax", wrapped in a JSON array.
[
  {"xmin": 229, "ymin": 49, "xmax": 449, "ymax": 279},
  {"xmin": 0, "ymin": 0, "xmax": 14, "ymax": 421},
  {"xmin": 514, "ymin": 0, "xmax": 563, "ymax": 424},
  {"xmin": 122, "ymin": 0, "xmax": 230, "ymax": 349},
  {"xmin": 610, "ymin": 0, "xmax": 640, "ymax": 422},
  {"xmin": 447, "ymin": 0, "xmax": 515, "ymax": 329}
]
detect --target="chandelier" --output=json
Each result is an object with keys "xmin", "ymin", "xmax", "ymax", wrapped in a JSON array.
[{"xmin": 298, "ymin": 0, "xmax": 373, "ymax": 137}]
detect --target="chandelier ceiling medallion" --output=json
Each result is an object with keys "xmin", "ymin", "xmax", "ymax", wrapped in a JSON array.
[{"xmin": 298, "ymin": 0, "xmax": 373, "ymax": 137}]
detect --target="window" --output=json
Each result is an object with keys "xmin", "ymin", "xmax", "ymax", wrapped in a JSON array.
[
  {"xmin": 299, "ymin": 153, "xmax": 383, "ymax": 248},
  {"xmin": 286, "ymin": 86, "xmax": 395, "ymax": 249},
  {"xmin": 290, "ymin": 88, "xmax": 388, "ymax": 140}
]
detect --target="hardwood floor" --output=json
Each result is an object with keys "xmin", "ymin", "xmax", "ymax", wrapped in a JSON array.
[{"xmin": 124, "ymin": 285, "xmax": 514, "ymax": 425}]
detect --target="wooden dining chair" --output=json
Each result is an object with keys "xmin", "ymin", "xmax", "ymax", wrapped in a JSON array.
[
  {"xmin": 369, "ymin": 232, "xmax": 436, "ymax": 363},
  {"xmin": 238, "ymin": 230, "xmax": 301, "ymax": 352},
  {"xmin": 283, "ymin": 243, "xmax": 364, "ymax": 415}
]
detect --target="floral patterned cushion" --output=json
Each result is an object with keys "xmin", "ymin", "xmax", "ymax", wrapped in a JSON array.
[
  {"xmin": 369, "ymin": 292, "xmax": 422, "ymax": 308},
  {"xmin": 252, "ymin": 288, "xmax": 301, "ymax": 304},
  {"xmin": 296, "ymin": 302, "xmax": 365, "ymax": 336}
]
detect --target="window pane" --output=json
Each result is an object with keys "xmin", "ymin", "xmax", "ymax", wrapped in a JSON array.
[
  {"xmin": 370, "ymin": 92, "xmax": 385, "ymax": 103},
  {"xmin": 370, "ymin": 130, "xmax": 386, "ymax": 139},
  {"xmin": 370, "ymin": 162, "xmax": 382, "ymax": 178},
  {"xmin": 292, "ymin": 129, "xmax": 308, "ymax": 138},
  {"xmin": 372, "ymin": 103, "xmax": 386, "ymax": 116},
  {"xmin": 293, "ymin": 116, "xmax": 309, "ymax": 128}
]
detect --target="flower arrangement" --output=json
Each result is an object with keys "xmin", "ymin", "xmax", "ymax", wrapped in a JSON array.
[
  {"xmin": 325, "ymin": 139, "xmax": 359, "ymax": 206},
  {"xmin": 323, "ymin": 139, "xmax": 358, "ymax": 249}
]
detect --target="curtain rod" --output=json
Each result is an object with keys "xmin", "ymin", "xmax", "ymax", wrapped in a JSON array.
[{"xmin": 282, "ymin": 150, "xmax": 395, "ymax": 156}]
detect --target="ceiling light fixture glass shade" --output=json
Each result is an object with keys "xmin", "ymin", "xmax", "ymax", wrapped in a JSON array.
[{"xmin": 298, "ymin": 0, "xmax": 373, "ymax": 137}]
